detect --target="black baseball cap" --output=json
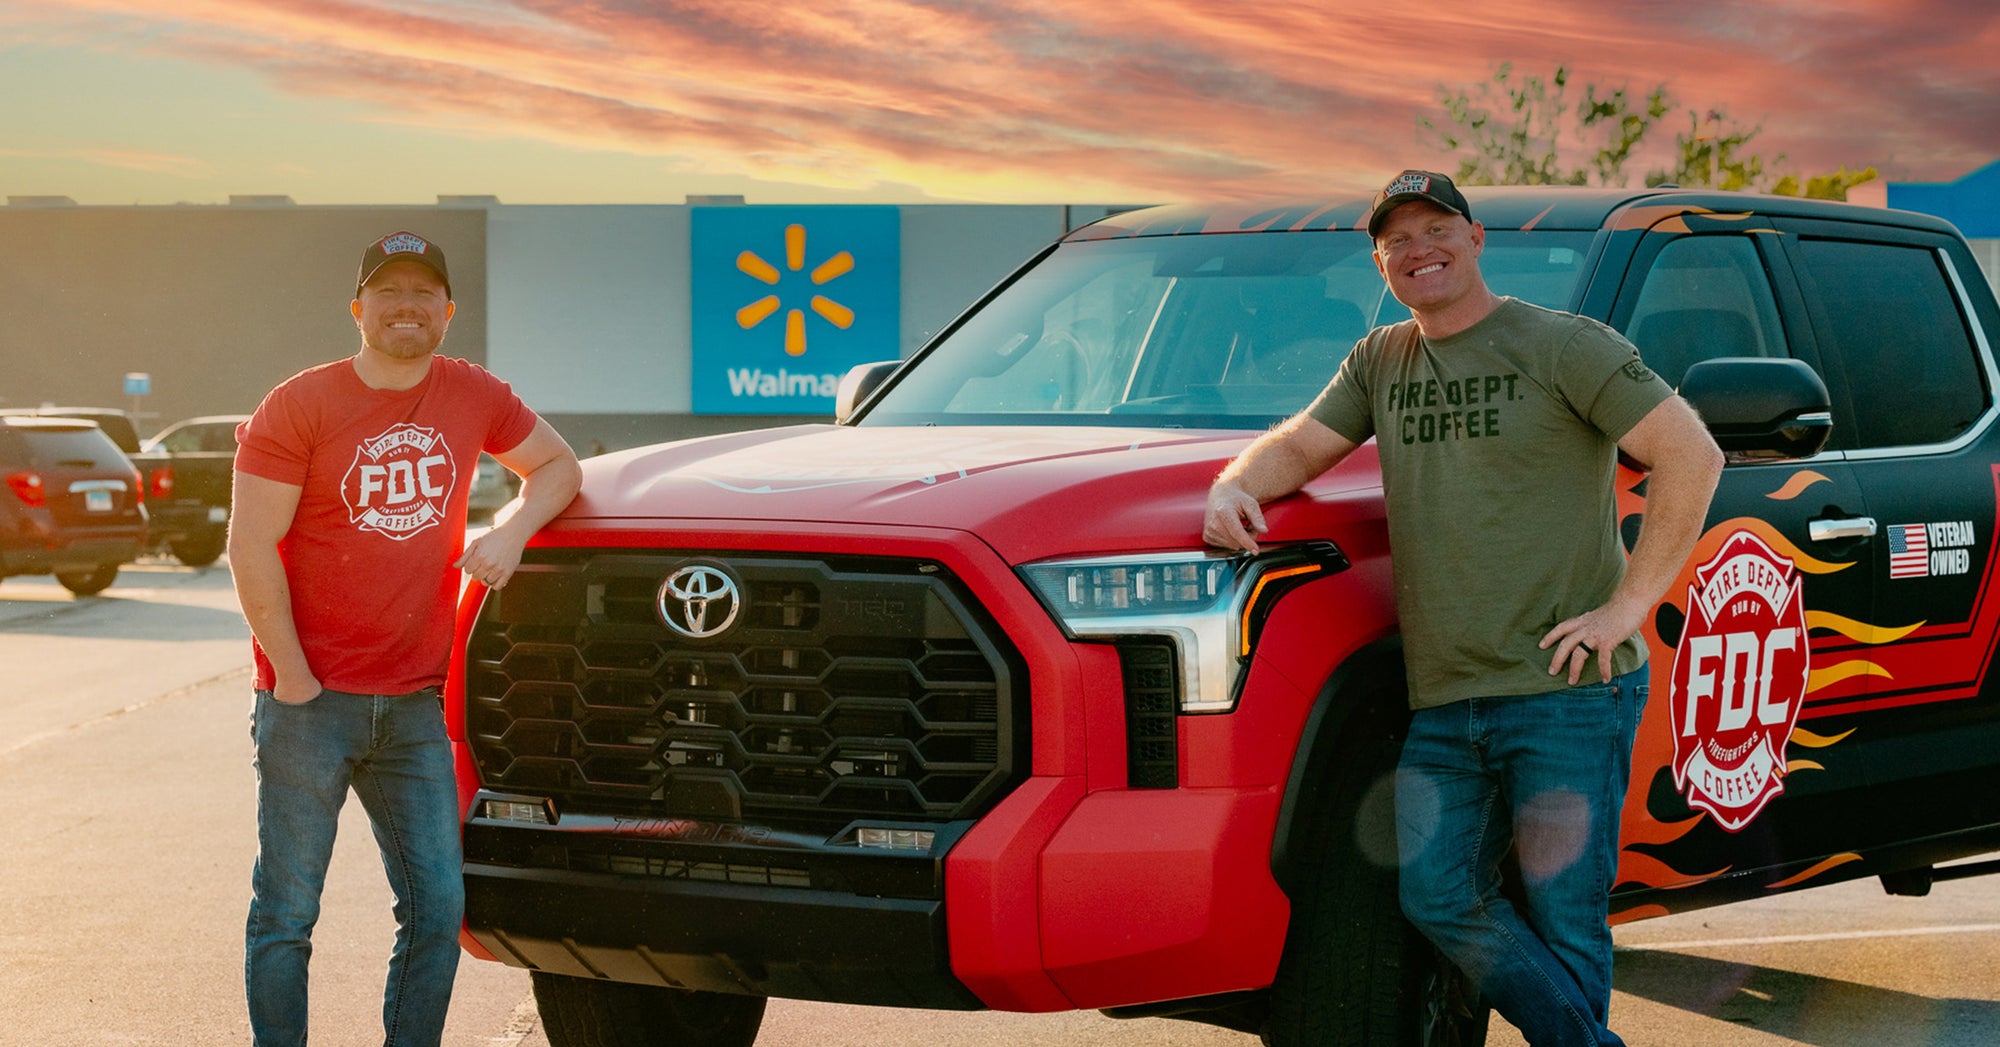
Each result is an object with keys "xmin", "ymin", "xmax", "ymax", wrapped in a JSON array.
[
  {"xmin": 356, "ymin": 231, "xmax": 451, "ymax": 298},
  {"xmin": 1366, "ymin": 170, "xmax": 1472, "ymax": 238}
]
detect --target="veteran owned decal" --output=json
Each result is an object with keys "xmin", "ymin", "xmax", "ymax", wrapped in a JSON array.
[{"xmin": 1888, "ymin": 520, "xmax": 1976, "ymax": 579}]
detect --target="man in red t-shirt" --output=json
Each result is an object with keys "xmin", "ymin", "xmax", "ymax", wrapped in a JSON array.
[{"xmin": 230, "ymin": 230, "xmax": 581, "ymax": 1047}]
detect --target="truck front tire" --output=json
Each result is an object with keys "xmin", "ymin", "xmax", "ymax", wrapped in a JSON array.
[
  {"xmin": 531, "ymin": 971, "xmax": 766, "ymax": 1047},
  {"xmin": 1263, "ymin": 708, "xmax": 1489, "ymax": 1047}
]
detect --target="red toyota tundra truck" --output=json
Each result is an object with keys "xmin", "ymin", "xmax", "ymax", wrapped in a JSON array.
[{"xmin": 448, "ymin": 187, "xmax": 2000, "ymax": 1046}]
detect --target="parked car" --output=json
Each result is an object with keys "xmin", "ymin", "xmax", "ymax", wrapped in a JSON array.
[
  {"xmin": 0, "ymin": 406, "xmax": 169, "ymax": 491},
  {"xmin": 141, "ymin": 414, "xmax": 248, "ymax": 565},
  {"xmin": 450, "ymin": 187, "xmax": 2000, "ymax": 1046},
  {"xmin": 0, "ymin": 406, "xmax": 188, "ymax": 557},
  {"xmin": 0, "ymin": 416, "xmax": 148, "ymax": 596}
]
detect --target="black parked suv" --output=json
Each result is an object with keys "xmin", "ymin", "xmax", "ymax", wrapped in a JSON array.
[{"xmin": 0, "ymin": 417, "xmax": 148, "ymax": 595}]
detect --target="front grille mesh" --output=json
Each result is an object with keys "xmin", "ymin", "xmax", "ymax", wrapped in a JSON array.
[
  {"xmin": 464, "ymin": 553, "xmax": 1021, "ymax": 828},
  {"xmin": 1118, "ymin": 639, "xmax": 1180, "ymax": 788}
]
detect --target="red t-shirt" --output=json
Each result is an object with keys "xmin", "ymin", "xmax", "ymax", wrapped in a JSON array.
[{"xmin": 235, "ymin": 356, "xmax": 538, "ymax": 694}]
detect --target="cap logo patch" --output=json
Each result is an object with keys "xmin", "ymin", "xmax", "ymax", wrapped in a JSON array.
[
  {"xmin": 1386, "ymin": 173, "xmax": 1433, "ymax": 196},
  {"xmin": 379, "ymin": 232, "xmax": 429, "ymax": 256}
]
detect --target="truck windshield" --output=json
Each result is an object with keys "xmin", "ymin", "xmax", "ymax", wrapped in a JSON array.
[{"xmin": 861, "ymin": 229, "xmax": 1593, "ymax": 429}]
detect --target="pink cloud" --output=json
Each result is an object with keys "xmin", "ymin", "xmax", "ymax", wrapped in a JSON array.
[
  {"xmin": 1, "ymin": 146, "xmax": 211, "ymax": 179},
  {"xmin": 78, "ymin": 148, "xmax": 213, "ymax": 178},
  {"xmin": 16, "ymin": 0, "xmax": 1997, "ymax": 201}
]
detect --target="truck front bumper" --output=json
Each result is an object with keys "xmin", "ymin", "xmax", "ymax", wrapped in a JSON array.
[{"xmin": 460, "ymin": 803, "xmax": 984, "ymax": 1010}]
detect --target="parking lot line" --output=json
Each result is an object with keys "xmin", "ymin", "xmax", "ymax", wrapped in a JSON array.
[{"xmin": 1621, "ymin": 921, "xmax": 2000, "ymax": 952}]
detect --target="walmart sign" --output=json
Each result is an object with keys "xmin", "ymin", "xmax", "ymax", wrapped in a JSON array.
[{"xmin": 690, "ymin": 206, "xmax": 901, "ymax": 414}]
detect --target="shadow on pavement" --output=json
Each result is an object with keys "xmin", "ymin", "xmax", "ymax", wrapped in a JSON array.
[
  {"xmin": 1613, "ymin": 947, "xmax": 2000, "ymax": 1045},
  {"xmin": 0, "ymin": 597, "xmax": 248, "ymax": 640},
  {"xmin": 0, "ymin": 564, "xmax": 248, "ymax": 640}
]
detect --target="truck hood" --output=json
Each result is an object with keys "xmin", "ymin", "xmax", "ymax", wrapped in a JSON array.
[{"xmin": 560, "ymin": 425, "xmax": 1380, "ymax": 564}]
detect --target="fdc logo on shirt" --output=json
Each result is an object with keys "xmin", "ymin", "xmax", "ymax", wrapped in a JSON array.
[
  {"xmin": 342, "ymin": 423, "xmax": 455, "ymax": 541},
  {"xmin": 690, "ymin": 206, "xmax": 900, "ymax": 415}
]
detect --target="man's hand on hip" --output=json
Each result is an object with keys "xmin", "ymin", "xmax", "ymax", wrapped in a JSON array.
[{"xmin": 1539, "ymin": 597, "xmax": 1648, "ymax": 686}]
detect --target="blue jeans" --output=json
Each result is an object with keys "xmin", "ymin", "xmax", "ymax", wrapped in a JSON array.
[
  {"xmin": 245, "ymin": 688, "xmax": 465, "ymax": 1047},
  {"xmin": 1395, "ymin": 668, "xmax": 1648, "ymax": 1047}
]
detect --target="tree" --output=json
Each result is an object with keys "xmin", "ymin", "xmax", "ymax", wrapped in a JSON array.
[
  {"xmin": 1425, "ymin": 65, "xmax": 1878, "ymax": 201},
  {"xmin": 1648, "ymin": 108, "xmax": 1768, "ymax": 191},
  {"xmin": 1773, "ymin": 166, "xmax": 1881, "ymax": 201},
  {"xmin": 1422, "ymin": 63, "xmax": 1668, "ymax": 188}
]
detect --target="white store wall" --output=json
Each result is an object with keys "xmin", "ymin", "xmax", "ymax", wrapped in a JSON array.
[{"xmin": 486, "ymin": 206, "xmax": 693, "ymax": 414}]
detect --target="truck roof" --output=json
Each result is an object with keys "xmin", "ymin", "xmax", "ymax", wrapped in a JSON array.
[{"xmin": 1065, "ymin": 186, "xmax": 1966, "ymax": 241}]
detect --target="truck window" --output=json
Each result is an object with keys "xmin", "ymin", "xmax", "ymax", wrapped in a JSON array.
[
  {"xmin": 1793, "ymin": 238, "xmax": 1990, "ymax": 449},
  {"xmin": 865, "ymin": 231, "xmax": 1591, "ymax": 428},
  {"xmin": 1622, "ymin": 236, "xmax": 1787, "ymax": 389}
]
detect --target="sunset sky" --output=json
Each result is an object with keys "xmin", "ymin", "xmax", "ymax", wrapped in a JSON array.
[{"xmin": 2, "ymin": 0, "xmax": 1994, "ymax": 207}]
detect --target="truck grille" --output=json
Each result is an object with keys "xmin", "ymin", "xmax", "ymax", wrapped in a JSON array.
[
  {"xmin": 463, "ymin": 552, "xmax": 1024, "ymax": 828},
  {"xmin": 1117, "ymin": 639, "xmax": 1180, "ymax": 788}
]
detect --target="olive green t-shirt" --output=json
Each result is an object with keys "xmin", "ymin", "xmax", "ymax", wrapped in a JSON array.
[{"xmin": 1307, "ymin": 298, "xmax": 1674, "ymax": 709}]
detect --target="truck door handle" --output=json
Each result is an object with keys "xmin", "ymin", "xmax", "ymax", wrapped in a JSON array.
[{"xmin": 1809, "ymin": 517, "xmax": 1878, "ymax": 541}]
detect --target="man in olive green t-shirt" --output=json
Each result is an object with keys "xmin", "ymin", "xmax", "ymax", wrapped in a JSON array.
[{"xmin": 1203, "ymin": 170, "xmax": 1722, "ymax": 1047}]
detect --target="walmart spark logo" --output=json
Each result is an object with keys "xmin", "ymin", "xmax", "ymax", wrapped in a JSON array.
[
  {"xmin": 735, "ymin": 224, "xmax": 854, "ymax": 357},
  {"xmin": 691, "ymin": 206, "xmax": 900, "ymax": 415}
]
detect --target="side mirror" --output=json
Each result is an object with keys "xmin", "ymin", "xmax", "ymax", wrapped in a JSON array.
[
  {"xmin": 1678, "ymin": 357, "xmax": 1833, "ymax": 463},
  {"xmin": 833, "ymin": 360, "xmax": 903, "ymax": 424}
]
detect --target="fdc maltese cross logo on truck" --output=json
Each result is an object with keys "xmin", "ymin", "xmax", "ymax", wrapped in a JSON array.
[
  {"xmin": 1669, "ymin": 530, "xmax": 1810, "ymax": 832},
  {"xmin": 734, "ymin": 224, "xmax": 855, "ymax": 357}
]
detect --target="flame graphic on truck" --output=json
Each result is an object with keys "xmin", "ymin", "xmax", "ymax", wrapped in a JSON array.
[{"xmin": 1604, "ymin": 466, "xmax": 1962, "ymax": 918}]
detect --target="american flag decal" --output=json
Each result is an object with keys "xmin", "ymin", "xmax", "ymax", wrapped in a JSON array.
[{"xmin": 1888, "ymin": 523, "xmax": 1929, "ymax": 579}]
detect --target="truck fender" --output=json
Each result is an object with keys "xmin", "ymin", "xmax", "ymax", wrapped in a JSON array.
[{"xmin": 1268, "ymin": 638, "xmax": 1409, "ymax": 898}]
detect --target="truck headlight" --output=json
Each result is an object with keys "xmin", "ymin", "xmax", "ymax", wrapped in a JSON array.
[{"xmin": 1019, "ymin": 543, "xmax": 1346, "ymax": 712}]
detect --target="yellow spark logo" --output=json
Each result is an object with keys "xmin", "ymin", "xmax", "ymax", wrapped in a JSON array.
[{"xmin": 734, "ymin": 224, "xmax": 855, "ymax": 357}]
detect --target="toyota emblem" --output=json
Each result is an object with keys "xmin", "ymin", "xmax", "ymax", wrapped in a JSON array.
[{"xmin": 658, "ymin": 564, "xmax": 742, "ymax": 639}]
